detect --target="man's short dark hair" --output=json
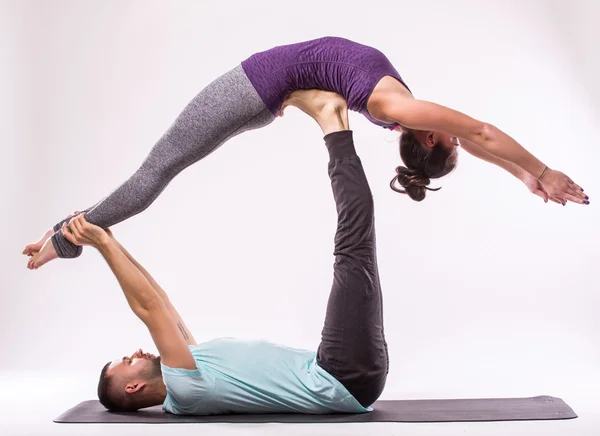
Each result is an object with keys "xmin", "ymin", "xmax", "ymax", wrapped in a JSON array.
[{"xmin": 98, "ymin": 361, "xmax": 124, "ymax": 411}]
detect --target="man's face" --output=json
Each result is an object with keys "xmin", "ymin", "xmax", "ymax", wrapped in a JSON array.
[{"xmin": 107, "ymin": 349, "xmax": 160, "ymax": 380}]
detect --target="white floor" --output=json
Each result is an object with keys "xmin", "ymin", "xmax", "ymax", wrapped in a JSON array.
[{"xmin": 1, "ymin": 372, "xmax": 597, "ymax": 436}]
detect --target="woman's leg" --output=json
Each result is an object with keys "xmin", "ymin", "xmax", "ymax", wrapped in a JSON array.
[
  {"xmin": 31, "ymin": 64, "xmax": 275, "ymax": 266},
  {"xmin": 315, "ymin": 130, "xmax": 389, "ymax": 408}
]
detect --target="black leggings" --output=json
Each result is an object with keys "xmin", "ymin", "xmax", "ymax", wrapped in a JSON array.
[{"xmin": 315, "ymin": 130, "xmax": 388, "ymax": 408}]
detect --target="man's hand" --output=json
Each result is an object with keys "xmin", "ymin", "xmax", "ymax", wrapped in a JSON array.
[{"xmin": 61, "ymin": 214, "xmax": 111, "ymax": 248}]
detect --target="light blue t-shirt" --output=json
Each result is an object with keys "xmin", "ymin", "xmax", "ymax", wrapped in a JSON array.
[{"xmin": 161, "ymin": 337, "xmax": 371, "ymax": 415}]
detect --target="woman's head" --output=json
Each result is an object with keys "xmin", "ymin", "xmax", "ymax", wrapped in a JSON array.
[{"xmin": 390, "ymin": 129, "xmax": 459, "ymax": 201}]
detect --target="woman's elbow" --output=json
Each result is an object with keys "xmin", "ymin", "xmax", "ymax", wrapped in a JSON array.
[{"xmin": 469, "ymin": 122, "xmax": 499, "ymax": 148}]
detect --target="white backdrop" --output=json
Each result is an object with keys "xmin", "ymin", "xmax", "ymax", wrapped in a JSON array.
[{"xmin": 1, "ymin": 0, "xmax": 599, "ymax": 433}]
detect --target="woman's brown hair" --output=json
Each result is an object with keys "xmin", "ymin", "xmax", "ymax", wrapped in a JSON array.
[{"xmin": 390, "ymin": 130, "xmax": 458, "ymax": 201}]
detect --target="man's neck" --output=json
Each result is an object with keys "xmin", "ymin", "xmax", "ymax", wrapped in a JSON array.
[{"xmin": 144, "ymin": 380, "xmax": 168, "ymax": 407}]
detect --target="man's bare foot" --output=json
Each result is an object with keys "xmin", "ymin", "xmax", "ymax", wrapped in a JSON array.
[
  {"xmin": 27, "ymin": 237, "xmax": 59, "ymax": 270},
  {"xmin": 316, "ymin": 101, "xmax": 349, "ymax": 135},
  {"xmin": 22, "ymin": 228, "xmax": 54, "ymax": 257},
  {"xmin": 281, "ymin": 89, "xmax": 349, "ymax": 134}
]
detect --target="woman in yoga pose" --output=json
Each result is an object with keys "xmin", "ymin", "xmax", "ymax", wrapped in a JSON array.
[{"xmin": 23, "ymin": 36, "xmax": 588, "ymax": 269}]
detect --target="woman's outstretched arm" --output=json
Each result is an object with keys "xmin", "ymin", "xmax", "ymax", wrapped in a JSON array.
[
  {"xmin": 460, "ymin": 139, "xmax": 565, "ymax": 204},
  {"xmin": 376, "ymin": 96, "xmax": 588, "ymax": 205}
]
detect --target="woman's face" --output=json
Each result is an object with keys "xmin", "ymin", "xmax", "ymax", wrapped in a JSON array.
[
  {"xmin": 406, "ymin": 128, "xmax": 461, "ymax": 151},
  {"xmin": 437, "ymin": 133, "xmax": 461, "ymax": 151},
  {"xmin": 434, "ymin": 133, "xmax": 460, "ymax": 166}
]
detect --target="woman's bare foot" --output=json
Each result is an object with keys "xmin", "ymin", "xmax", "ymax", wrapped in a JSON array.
[
  {"xmin": 23, "ymin": 210, "xmax": 81, "ymax": 268},
  {"xmin": 27, "ymin": 237, "xmax": 59, "ymax": 270},
  {"xmin": 22, "ymin": 228, "xmax": 54, "ymax": 257}
]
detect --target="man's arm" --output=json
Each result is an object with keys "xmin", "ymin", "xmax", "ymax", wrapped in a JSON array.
[
  {"xmin": 62, "ymin": 218, "xmax": 196, "ymax": 370},
  {"xmin": 107, "ymin": 231, "xmax": 196, "ymax": 346}
]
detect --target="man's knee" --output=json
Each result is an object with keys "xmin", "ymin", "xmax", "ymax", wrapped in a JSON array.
[
  {"xmin": 334, "ymin": 367, "xmax": 387, "ymax": 408},
  {"xmin": 353, "ymin": 372, "xmax": 387, "ymax": 408}
]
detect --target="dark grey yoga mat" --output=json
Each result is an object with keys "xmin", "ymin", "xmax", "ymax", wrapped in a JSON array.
[{"xmin": 55, "ymin": 395, "xmax": 577, "ymax": 424}]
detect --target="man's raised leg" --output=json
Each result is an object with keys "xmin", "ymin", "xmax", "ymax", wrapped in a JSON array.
[{"xmin": 315, "ymin": 130, "xmax": 388, "ymax": 408}]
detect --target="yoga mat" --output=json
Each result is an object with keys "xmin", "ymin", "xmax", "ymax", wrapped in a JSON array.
[{"xmin": 55, "ymin": 395, "xmax": 577, "ymax": 424}]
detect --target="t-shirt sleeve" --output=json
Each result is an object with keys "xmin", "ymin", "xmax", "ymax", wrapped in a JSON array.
[{"xmin": 161, "ymin": 363, "xmax": 214, "ymax": 414}]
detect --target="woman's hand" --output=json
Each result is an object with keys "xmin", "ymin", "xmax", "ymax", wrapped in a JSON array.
[
  {"xmin": 61, "ymin": 213, "xmax": 111, "ymax": 248},
  {"xmin": 538, "ymin": 169, "xmax": 589, "ymax": 205},
  {"xmin": 521, "ymin": 172, "xmax": 565, "ymax": 205}
]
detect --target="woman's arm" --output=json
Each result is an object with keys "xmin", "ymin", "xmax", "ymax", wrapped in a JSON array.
[
  {"xmin": 460, "ymin": 138, "xmax": 525, "ymax": 180},
  {"xmin": 377, "ymin": 96, "xmax": 588, "ymax": 204},
  {"xmin": 379, "ymin": 98, "xmax": 546, "ymax": 176},
  {"xmin": 461, "ymin": 139, "xmax": 564, "ymax": 204}
]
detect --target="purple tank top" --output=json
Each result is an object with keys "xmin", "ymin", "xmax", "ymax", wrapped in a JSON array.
[{"xmin": 241, "ymin": 36, "xmax": 411, "ymax": 130}]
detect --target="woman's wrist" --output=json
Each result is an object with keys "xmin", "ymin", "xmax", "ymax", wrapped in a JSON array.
[
  {"xmin": 482, "ymin": 125, "xmax": 548, "ymax": 178},
  {"xmin": 511, "ymin": 165, "xmax": 527, "ymax": 182},
  {"xmin": 520, "ymin": 156, "xmax": 548, "ymax": 182}
]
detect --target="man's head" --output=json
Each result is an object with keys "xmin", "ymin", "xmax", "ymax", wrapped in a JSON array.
[{"xmin": 98, "ymin": 349, "xmax": 165, "ymax": 412}]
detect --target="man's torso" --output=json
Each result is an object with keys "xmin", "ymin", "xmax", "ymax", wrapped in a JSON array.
[{"xmin": 161, "ymin": 337, "xmax": 370, "ymax": 415}]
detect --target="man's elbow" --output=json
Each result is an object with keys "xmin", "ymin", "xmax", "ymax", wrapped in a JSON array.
[{"xmin": 135, "ymin": 296, "xmax": 167, "ymax": 322}]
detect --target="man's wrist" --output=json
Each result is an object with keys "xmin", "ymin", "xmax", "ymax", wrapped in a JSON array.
[{"xmin": 96, "ymin": 236, "xmax": 116, "ymax": 253}]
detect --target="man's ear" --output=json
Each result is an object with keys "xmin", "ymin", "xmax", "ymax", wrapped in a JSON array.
[{"xmin": 125, "ymin": 381, "xmax": 146, "ymax": 394}]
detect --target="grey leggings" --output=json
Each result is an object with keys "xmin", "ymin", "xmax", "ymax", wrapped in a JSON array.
[{"xmin": 51, "ymin": 64, "xmax": 275, "ymax": 258}]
